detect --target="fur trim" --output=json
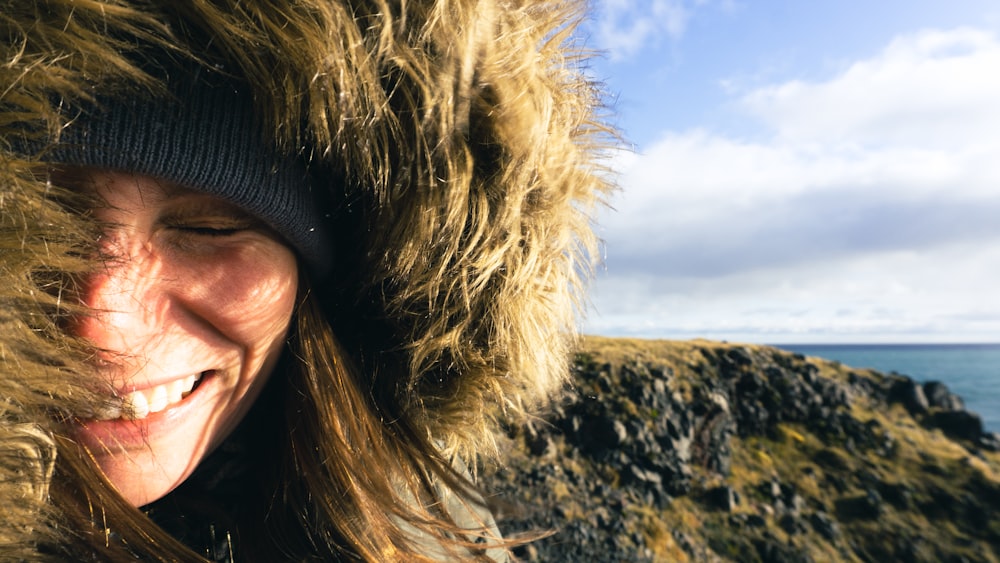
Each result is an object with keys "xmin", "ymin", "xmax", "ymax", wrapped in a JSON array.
[{"xmin": 1, "ymin": 0, "xmax": 614, "ymax": 554}]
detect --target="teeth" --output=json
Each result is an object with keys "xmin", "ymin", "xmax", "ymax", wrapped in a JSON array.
[
  {"xmin": 113, "ymin": 373, "xmax": 202, "ymax": 421},
  {"xmin": 129, "ymin": 390, "xmax": 150, "ymax": 419}
]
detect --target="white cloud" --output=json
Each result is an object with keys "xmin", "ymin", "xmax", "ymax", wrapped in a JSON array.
[
  {"xmin": 741, "ymin": 28, "xmax": 1000, "ymax": 150},
  {"xmin": 591, "ymin": 0, "xmax": 707, "ymax": 60},
  {"xmin": 589, "ymin": 241, "xmax": 1000, "ymax": 343},
  {"xmin": 589, "ymin": 28, "xmax": 1000, "ymax": 342}
]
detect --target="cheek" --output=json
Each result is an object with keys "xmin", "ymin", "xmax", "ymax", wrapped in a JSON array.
[{"xmin": 182, "ymin": 242, "xmax": 299, "ymax": 351}]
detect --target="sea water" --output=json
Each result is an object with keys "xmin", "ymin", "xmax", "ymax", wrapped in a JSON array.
[{"xmin": 774, "ymin": 344, "xmax": 1000, "ymax": 433}]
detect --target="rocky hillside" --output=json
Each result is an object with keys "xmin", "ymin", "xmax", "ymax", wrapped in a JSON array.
[{"xmin": 481, "ymin": 337, "xmax": 1000, "ymax": 562}]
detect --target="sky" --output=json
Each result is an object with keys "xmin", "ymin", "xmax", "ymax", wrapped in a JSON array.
[{"xmin": 577, "ymin": 0, "xmax": 1000, "ymax": 344}]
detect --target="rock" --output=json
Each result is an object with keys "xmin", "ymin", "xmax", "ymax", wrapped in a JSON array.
[
  {"xmin": 484, "ymin": 339, "xmax": 1000, "ymax": 563},
  {"xmin": 890, "ymin": 377, "xmax": 929, "ymax": 414},
  {"xmin": 584, "ymin": 418, "xmax": 628, "ymax": 453},
  {"xmin": 862, "ymin": 488, "xmax": 884, "ymax": 518},
  {"xmin": 878, "ymin": 482, "xmax": 914, "ymax": 510},
  {"xmin": 762, "ymin": 479, "xmax": 783, "ymax": 501},
  {"xmin": 835, "ymin": 489, "xmax": 883, "ymax": 520},
  {"xmin": 724, "ymin": 347, "xmax": 754, "ymax": 368},
  {"xmin": 671, "ymin": 531, "xmax": 697, "ymax": 556},
  {"xmin": 928, "ymin": 410, "xmax": 983, "ymax": 442},
  {"xmin": 923, "ymin": 381, "xmax": 964, "ymax": 411},
  {"xmin": 691, "ymin": 392, "xmax": 735, "ymax": 475},
  {"xmin": 809, "ymin": 511, "xmax": 841, "ymax": 541},
  {"xmin": 849, "ymin": 371, "xmax": 888, "ymax": 403},
  {"xmin": 787, "ymin": 493, "xmax": 806, "ymax": 517},
  {"xmin": 813, "ymin": 447, "xmax": 852, "ymax": 471},
  {"xmin": 626, "ymin": 465, "xmax": 662, "ymax": 487},
  {"xmin": 779, "ymin": 513, "xmax": 808, "ymax": 535},
  {"xmin": 525, "ymin": 426, "xmax": 552, "ymax": 457},
  {"xmin": 979, "ymin": 432, "xmax": 1000, "ymax": 452},
  {"xmin": 727, "ymin": 513, "xmax": 748, "ymax": 528},
  {"xmin": 813, "ymin": 378, "xmax": 851, "ymax": 410},
  {"xmin": 706, "ymin": 485, "xmax": 738, "ymax": 512},
  {"xmin": 754, "ymin": 535, "xmax": 814, "ymax": 563},
  {"xmin": 651, "ymin": 378, "xmax": 667, "ymax": 401}
]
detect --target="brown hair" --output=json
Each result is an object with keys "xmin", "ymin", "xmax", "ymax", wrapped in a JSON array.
[
  {"xmin": 43, "ymin": 284, "xmax": 507, "ymax": 561},
  {"xmin": 0, "ymin": 0, "xmax": 615, "ymax": 558}
]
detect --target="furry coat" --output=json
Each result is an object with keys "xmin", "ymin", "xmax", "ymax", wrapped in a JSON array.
[{"xmin": 0, "ymin": 0, "xmax": 613, "ymax": 558}]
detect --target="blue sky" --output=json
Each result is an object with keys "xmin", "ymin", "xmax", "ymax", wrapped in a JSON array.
[{"xmin": 579, "ymin": 0, "xmax": 1000, "ymax": 343}]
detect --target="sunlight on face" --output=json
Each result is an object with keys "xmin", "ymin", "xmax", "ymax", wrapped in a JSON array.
[{"xmin": 70, "ymin": 170, "xmax": 298, "ymax": 506}]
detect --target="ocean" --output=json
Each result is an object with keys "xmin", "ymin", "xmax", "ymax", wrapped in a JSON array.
[{"xmin": 773, "ymin": 344, "xmax": 1000, "ymax": 433}]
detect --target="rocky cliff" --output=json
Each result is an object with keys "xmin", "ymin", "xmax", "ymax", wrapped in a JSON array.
[{"xmin": 481, "ymin": 337, "xmax": 1000, "ymax": 562}]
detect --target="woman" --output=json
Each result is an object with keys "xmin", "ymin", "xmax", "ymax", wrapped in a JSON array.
[{"xmin": 0, "ymin": 0, "xmax": 612, "ymax": 560}]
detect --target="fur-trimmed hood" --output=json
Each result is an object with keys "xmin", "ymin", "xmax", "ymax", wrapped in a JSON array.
[{"xmin": 0, "ymin": 0, "xmax": 613, "ymax": 556}]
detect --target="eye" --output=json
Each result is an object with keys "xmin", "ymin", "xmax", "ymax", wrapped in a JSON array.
[
  {"xmin": 159, "ymin": 195, "xmax": 264, "ymax": 240},
  {"xmin": 161, "ymin": 212, "xmax": 258, "ymax": 238},
  {"xmin": 173, "ymin": 225, "xmax": 245, "ymax": 237}
]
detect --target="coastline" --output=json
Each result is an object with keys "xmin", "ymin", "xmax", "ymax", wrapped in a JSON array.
[
  {"xmin": 775, "ymin": 342, "xmax": 1000, "ymax": 432},
  {"xmin": 486, "ymin": 336, "xmax": 1000, "ymax": 562}
]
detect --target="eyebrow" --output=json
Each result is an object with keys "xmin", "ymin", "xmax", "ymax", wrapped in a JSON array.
[
  {"xmin": 53, "ymin": 168, "xmax": 254, "ymax": 219},
  {"xmin": 156, "ymin": 179, "xmax": 209, "ymax": 199},
  {"xmin": 162, "ymin": 197, "xmax": 255, "ymax": 219},
  {"xmin": 153, "ymin": 180, "xmax": 250, "ymax": 215}
]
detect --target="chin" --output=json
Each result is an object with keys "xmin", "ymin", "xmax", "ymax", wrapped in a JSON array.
[
  {"xmin": 93, "ymin": 445, "xmax": 199, "ymax": 507},
  {"xmin": 75, "ymin": 369, "xmax": 259, "ymax": 507}
]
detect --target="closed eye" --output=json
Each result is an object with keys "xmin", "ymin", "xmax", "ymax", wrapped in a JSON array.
[
  {"xmin": 159, "ymin": 195, "xmax": 264, "ymax": 239},
  {"xmin": 174, "ymin": 225, "xmax": 245, "ymax": 237}
]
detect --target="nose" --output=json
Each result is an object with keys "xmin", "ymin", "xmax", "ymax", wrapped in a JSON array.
[{"xmin": 76, "ymin": 233, "xmax": 171, "ymax": 357}]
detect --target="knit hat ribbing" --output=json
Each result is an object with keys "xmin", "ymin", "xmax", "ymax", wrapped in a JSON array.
[{"xmin": 48, "ymin": 68, "xmax": 334, "ymax": 279}]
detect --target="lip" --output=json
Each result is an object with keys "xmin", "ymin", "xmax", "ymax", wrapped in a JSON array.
[
  {"xmin": 74, "ymin": 370, "xmax": 219, "ymax": 453},
  {"xmin": 110, "ymin": 368, "xmax": 212, "ymax": 396}
]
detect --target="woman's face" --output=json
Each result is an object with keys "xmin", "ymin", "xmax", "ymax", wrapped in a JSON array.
[{"xmin": 71, "ymin": 170, "xmax": 298, "ymax": 507}]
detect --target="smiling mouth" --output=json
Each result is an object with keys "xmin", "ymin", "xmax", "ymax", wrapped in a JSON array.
[{"xmin": 91, "ymin": 371, "xmax": 207, "ymax": 421}]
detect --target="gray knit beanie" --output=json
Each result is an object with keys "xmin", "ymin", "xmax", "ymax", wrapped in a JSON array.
[{"xmin": 46, "ymin": 65, "xmax": 334, "ymax": 279}]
